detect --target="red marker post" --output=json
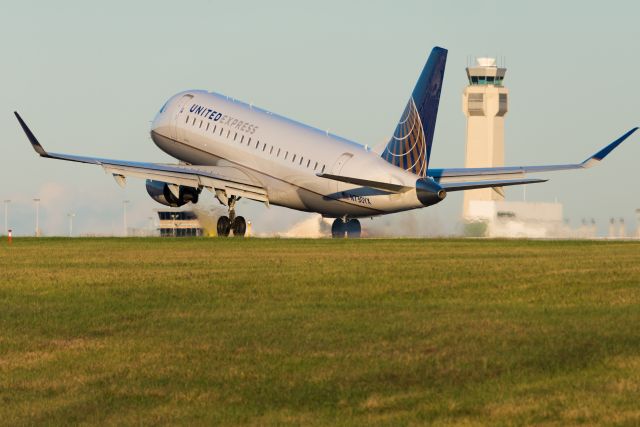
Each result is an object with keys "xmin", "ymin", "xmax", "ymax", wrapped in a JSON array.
[{"xmin": 7, "ymin": 229, "xmax": 12, "ymax": 245}]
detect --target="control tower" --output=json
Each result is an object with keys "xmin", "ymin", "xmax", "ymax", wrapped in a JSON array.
[{"xmin": 462, "ymin": 57, "xmax": 508, "ymax": 219}]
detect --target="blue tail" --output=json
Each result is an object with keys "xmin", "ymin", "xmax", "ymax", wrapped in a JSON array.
[{"xmin": 381, "ymin": 47, "xmax": 447, "ymax": 177}]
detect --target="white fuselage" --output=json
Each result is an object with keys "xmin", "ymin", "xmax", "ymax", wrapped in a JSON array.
[{"xmin": 150, "ymin": 90, "xmax": 425, "ymax": 218}]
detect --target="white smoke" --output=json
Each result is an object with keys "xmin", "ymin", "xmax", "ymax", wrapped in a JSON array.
[
  {"xmin": 192, "ymin": 204, "xmax": 225, "ymax": 236},
  {"xmin": 274, "ymin": 214, "xmax": 332, "ymax": 238}
]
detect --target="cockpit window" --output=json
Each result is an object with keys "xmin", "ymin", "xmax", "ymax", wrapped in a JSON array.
[{"xmin": 159, "ymin": 100, "xmax": 169, "ymax": 113}]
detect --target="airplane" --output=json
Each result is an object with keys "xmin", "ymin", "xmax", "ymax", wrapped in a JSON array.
[{"xmin": 15, "ymin": 46, "xmax": 637, "ymax": 238}]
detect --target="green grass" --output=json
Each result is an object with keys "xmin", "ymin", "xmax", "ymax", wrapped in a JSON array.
[{"xmin": 1, "ymin": 238, "xmax": 640, "ymax": 426}]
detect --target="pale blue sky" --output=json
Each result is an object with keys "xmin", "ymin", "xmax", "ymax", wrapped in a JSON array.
[{"xmin": 2, "ymin": 1, "xmax": 639, "ymax": 236}]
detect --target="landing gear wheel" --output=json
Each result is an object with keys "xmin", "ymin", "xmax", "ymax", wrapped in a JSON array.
[
  {"xmin": 231, "ymin": 216, "xmax": 247, "ymax": 237},
  {"xmin": 331, "ymin": 218, "xmax": 346, "ymax": 238},
  {"xmin": 345, "ymin": 219, "xmax": 361, "ymax": 238},
  {"xmin": 217, "ymin": 216, "xmax": 231, "ymax": 237}
]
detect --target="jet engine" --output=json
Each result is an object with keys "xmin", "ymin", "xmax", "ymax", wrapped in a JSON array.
[{"xmin": 145, "ymin": 180, "xmax": 201, "ymax": 207}]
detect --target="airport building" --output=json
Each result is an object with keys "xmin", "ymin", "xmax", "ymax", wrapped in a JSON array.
[
  {"xmin": 461, "ymin": 58, "xmax": 582, "ymax": 238},
  {"xmin": 462, "ymin": 57, "xmax": 508, "ymax": 217},
  {"xmin": 465, "ymin": 200, "xmax": 572, "ymax": 238},
  {"xmin": 156, "ymin": 209, "xmax": 204, "ymax": 237}
]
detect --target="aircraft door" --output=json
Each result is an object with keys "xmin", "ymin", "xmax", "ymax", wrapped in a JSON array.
[
  {"xmin": 171, "ymin": 94, "xmax": 194, "ymax": 140},
  {"xmin": 330, "ymin": 152, "xmax": 353, "ymax": 193}
]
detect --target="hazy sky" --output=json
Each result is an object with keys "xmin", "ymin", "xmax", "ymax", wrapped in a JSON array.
[{"xmin": 2, "ymin": 1, "xmax": 639, "ymax": 236}]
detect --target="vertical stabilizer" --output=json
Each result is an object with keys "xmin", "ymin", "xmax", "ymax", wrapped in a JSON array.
[{"xmin": 381, "ymin": 47, "xmax": 447, "ymax": 176}]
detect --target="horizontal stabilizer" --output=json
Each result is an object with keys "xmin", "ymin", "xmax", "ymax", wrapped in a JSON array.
[
  {"xmin": 440, "ymin": 178, "xmax": 547, "ymax": 192},
  {"xmin": 317, "ymin": 173, "xmax": 412, "ymax": 193}
]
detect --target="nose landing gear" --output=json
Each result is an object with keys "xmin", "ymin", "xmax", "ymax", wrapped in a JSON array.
[
  {"xmin": 216, "ymin": 196, "xmax": 247, "ymax": 237},
  {"xmin": 331, "ymin": 217, "xmax": 361, "ymax": 238}
]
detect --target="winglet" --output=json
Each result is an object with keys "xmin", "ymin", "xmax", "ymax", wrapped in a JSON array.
[
  {"xmin": 14, "ymin": 111, "xmax": 49, "ymax": 157},
  {"xmin": 582, "ymin": 127, "xmax": 638, "ymax": 168}
]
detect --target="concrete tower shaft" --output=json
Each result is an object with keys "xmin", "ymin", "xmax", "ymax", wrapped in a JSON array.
[{"xmin": 462, "ymin": 58, "xmax": 508, "ymax": 219}]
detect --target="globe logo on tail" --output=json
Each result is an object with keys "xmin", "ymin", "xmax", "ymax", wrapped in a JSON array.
[{"xmin": 382, "ymin": 97, "xmax": 427, "ymax": 177}]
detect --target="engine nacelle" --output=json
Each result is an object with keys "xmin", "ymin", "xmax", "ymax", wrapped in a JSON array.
[{"xmin": 145, "ymin": 180, "xmax": 201, "ymax": 207}]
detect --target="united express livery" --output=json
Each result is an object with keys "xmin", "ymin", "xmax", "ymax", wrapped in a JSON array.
[{"xmin": 15, "ymin": 47, "xmax": 638, "ymax": 237}]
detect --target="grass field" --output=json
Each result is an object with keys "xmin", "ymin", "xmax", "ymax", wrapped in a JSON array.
[{"xmin": 1, "ymin": 238, "xmax": 640, "ymax": 426}]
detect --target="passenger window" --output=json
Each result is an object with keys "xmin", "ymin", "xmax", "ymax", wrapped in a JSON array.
[
  {"xmin": 247, "ymin": 137, "xmax": 252, "ymax": 146},
  {"xmin": 277, "ymin": 148, "xmax": 281, "ymax": 157},
  {"xmin": 234, "ymin": 132, "xmax": 237, "ymax": 141},
  {"xmin": 206, "ymin": 123, "xmax": 210, "ymax": 131},
  {"xmin": 262, "ymin": 143, "xmax": 266, "ymax": 151},
  {"xmin": 299, "ymin": 157, "xmax": 303, "ymax": 165},
  {"xmin": 226, "ymin": 130, "xmax": 230, "ymax": 138},
  {"xmin": 241, "ymin": 135, "xmax": 244, "ymax": 144},
  {"xmin": 322, "ymin": 165, "xmax": 326, "ymax": 173},
  {"xmin": 192, "ymin": 118, "xmax": 196, "ymax": 126},
  {"xmin": 213, "ymin": 125, "xmax": 216, "ymax": 133},
  {"xmin": 314, "ymin": 162, "xmax": 318, "ymax": 170},
  {"xmin": 185, "ymin": 115, "xmax": 190, "ymax": 124},
  {"xmin": 199, "ymin": 120, "xmax": 203, "ymax": 128},
  {"xmin": 292, "ymin": 154, "xmax": 296, "ymax": 162},
  {"xmin": 307, "ymin": 159, "xmax": 310, "ymax": 168},
  {"xmin": 219, "ymin": 127, "xmax": 224, "ymax": 136},
  {"xmin": 255, "ymin": 140, "xmax": 260, "ymax": 149},
  {"xmin": 270, "ymin": 146, "xmax": 274, "ymax": 155},
  {"xmin": 285, "ymin": 151, "xmax": 288, "ymax": 159}
]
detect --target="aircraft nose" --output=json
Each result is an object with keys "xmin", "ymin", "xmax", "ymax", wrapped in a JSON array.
[
  {"xmin": 151, "ymin": 101, "xmax": 171, "ymax": 133},
  {"xmin": 151, "ymin": 100, "xmax": 171, "ymax": 132}
]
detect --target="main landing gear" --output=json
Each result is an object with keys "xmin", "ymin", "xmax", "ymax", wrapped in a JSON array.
[
  {"xmin": 216, "ymin": 196, "xmax": 247, "ymax": 237},
  {"xmin": 331, "ymin": 217, "xmax": 361, "ymax": 239}
]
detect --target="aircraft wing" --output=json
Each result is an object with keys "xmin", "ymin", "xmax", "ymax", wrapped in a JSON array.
[
  {"xmin": 430, "ymin": 127, "xmax": 638, "ymax": 183},
  {"xmin": 319, "ymin": 128, "xmax": 637, "ymax": 196},
  {"xmin": 14, "ymin": 112, "xmax": 269, "ymax": 203}
]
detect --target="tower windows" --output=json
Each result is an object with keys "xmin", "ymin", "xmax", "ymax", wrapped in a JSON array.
[
  {"xmin": 498, "ymin": 93, "xmax": 508, "ymax": 116},
  {"xmin": 468, "ymin": 93, "xmax": 484, "ymax": 116}
]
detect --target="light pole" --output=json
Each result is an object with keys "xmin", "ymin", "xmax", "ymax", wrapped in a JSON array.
[
  {"xmin": 33, "ymin": 198, "xmax": 40, "ymax": 237},
  {"xmin": 3, "ymin": 199, "xmax": 10, "ymax": 235},
  {"xmin": 123, "ymin": 200, "xmax": 130, "ymax": 237},
  {"xmin": 68, "ymin": 213, "xmax": 76, "ymax": 237},
  {"xmin": 171, "ymin": 213, "xmax": 177, "ymax": 237}
]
